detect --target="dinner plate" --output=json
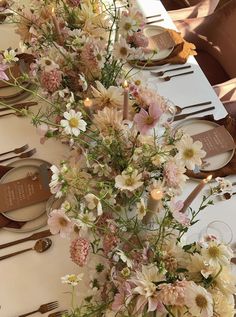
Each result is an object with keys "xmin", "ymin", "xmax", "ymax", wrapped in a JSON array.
[
  {"xmin": 175, "ymin": 119, "xmax": 235, "ymax": 172},
  {"xmin": 130, "ymin": 26, "xmax": 174, "ymax": 70},
  {"xmin": 0, "ymin": 163, "xmax": 51, "ymax": 222}
]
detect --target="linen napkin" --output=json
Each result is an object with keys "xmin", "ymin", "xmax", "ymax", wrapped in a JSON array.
[
  {"xmin": 0, "ymin": 165, "xmax": 26, "ymax": 229},
  {"xmin": 133, "ymin": 28, "xmax": 197, "ymax": 67}
]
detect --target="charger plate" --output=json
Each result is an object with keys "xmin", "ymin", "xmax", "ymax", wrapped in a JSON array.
[
  {"xmin": 129, "ymin": 25, "xmax": 174, "ymax": 70},
  {"xmin": 175, "ymin": 119, "xmax": 235, "ymax": 172},
  {"xmin": 2, "ymin": 158, "xmax": 52, "ymax": 233}
]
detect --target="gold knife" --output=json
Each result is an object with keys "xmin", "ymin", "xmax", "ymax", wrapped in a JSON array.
[
  {"xmin": 0, "ymin": 101, "xmax": 38, "ymax": 112},
  {"xmin": 173, "ymin": 106, "xmax": 215, "ymax": 122},
  {"xmin": 0, "ymin": 229, "xmax": 52, "ymax": 249}
]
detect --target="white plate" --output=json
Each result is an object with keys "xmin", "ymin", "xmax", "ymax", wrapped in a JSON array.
[
  {"xmin": 130, "ymin": 26, "xmax": 174, "ymax": 70},
  {"xmin": 175, "ymin": 119, "xmax": 235, "ymax": 172},
  {"xmin": 143, "ymin": 25, "xmax": 174, "ymax": 61}
]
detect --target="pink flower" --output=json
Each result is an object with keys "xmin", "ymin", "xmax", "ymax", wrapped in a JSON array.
[
  {"xmin": 134, "ymin": 104, "xmax": 162, "ymax": 134},
  {"xmin": 128, "ymin": 32, "xmax": 149, "ymax": 48},
  {"xmin": 0, "ymin": 56, "xmax": 9, "ymax": 81},
  {"xmin": 112, "ymin": 282, "xmax": 133, "ymax": 312},
  {"xmin": 40, "ymin": 69, "xmax": 62, "ymax": 93},
  {"xmin": 103, "ymin": 233, "xmax": 119, "ymax": 255},
  {"xmin": 48, "ymin": 209, "xmax": 73, "ymax": 237},
  {"xmin": 70, "ymin": 237, "xmax": 90, "ymax": 266},
  {"xmin": 170, "ymin": 200, "xmax": 190, "ymax": 226},
  {"xmin": 159, "ymin": 281, "xmax": 187, "ymax": 306}
]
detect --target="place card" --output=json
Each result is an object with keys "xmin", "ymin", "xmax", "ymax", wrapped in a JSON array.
[
  {"xmin": 148, "ymin": 31, "xmax": 176, "ymax": 51},
  {"xmin": 0, "ymin": 165, "xmax": 51, "ymax": 214},
  {"xmin": 192, "ymin": 125, "xmax": 235, "ymax": 158}
]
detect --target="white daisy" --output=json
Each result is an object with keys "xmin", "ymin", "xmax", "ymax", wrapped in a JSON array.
[
  {"xmin": 119, "ymin": 15, "xmax": 138, "ymax": 36},
  {"xmin": 61, "ymin": 273, "xmax": 84, "ymax": 286},
  {"xmin": 201, "ymin": 241, "xmax": 233, "ymax": 267},
  {"xmin": 176, "ymin": 135, "xmax": 206, "ymax": 170},
  {"xmin": 60, "ymin": 109, "xmax": 87, "ymax": 137},
  {"xmin": 113, "ymin": 37, "xmax": 132, "ymax": 61},
  {"xmin": 3, "ymin": 49, "xmax": 19, "ymax": 64},
  {"xmin": 185, "ymin": 282, "xmax": 213, "ymax": 317},
  {"xmin": 115, "ymin": 169, "xmax": 143, "ymax": 191}
]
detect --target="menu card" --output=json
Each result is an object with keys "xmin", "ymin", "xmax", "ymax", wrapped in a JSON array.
[
  {"xmin": 0, "ymin": 164, "xmax": 51, "ymax": 214},
  {"xmin": 192, "ymin": 125, "xmax": 235, "ymax": 158},
  {"xmin": 148, "ymin": 31, "xmax": 176, "ymax": 51}
]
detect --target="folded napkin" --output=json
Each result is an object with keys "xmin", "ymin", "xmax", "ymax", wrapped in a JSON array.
[
  {"xmin": 134, "ymin": 28, "xmax": 197, "ymax": 67},
  {"xmin": 186, "ymin": 115, "xmax": 236, "ymax": 179},
  {"xmin": 0, "ymin": 165, "xmax": 26, "ymax": 229}
]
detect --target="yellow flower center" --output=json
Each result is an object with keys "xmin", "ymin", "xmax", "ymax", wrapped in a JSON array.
[
  {"xmin": 59, "ymin": 217, "xmax": 68, "ymax": 227},
  {"xmin": 120, "ymin": 47, "xmax": 128, "ymax": 56},
  {"xmin": 139, "ymin": 205, "xmax": 145, "ymax": 214},
  {"xmin": 183, "ymin": 148, "xmax": 194, "ymax": 159},
  {"xmin": 208, "ymin": 246, "xmax": 220, "ymax": 258},
  {"xmin": 124, "ymin": 22, "xmax": 132, "ymax": 31},
  {"xmin": 68, "ymin": 275, "xmax": 77, "ymax": 282},
  {"xmin": 125, "ymin": 177, "xmax": 134, "ymax": 186},
  {"xmin": 195, "ymin": 294, "xmax": 208, "ymax": 309},
  {"xmin": 145, "ymin": 116, "xmax": 154, "ymax": 125},
  {"xmin": 69, "ymin": 118, "xmax": 79, "ymax": 128}
]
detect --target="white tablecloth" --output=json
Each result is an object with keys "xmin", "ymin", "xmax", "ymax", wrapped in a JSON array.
[{"xmin": 0, "ymin": 1, "xmax": 234, "ymax": 316}]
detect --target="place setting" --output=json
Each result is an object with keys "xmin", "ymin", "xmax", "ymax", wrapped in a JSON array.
[{"xmin": 0, "ymin": 0, "xmax": 236, "ymax": 317}]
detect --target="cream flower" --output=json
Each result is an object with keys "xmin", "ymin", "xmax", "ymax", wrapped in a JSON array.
[
  {"xmin": 201, "ymin": 241, "xmax": 233, "ymax": 267},
  {"xmin": 136, "ymin": 198, "xmax": 147, "ymax": 220},
  {"xmin": 210, "ymin": 289, "xmax": 235, "ymax": 317},
  {"xmin": 176, "ymin": 135, "xmax": 206, "ymax": 170},
  {"xmin": 187, "ymin": 253, "xmax": 214, "ymax": 280},
  {"xmin": 84, "ymin": 193, "xmax": 103, "ymax": 216},
  {"xmin": 60, "ymin": 109, "xmax": 87, "ymax": 137},
  {"xmin": 131, "ymin": 264, "xmax": 161, "ymax": 297},
  {"xmin": 115, "ymin": 169, "xmax": 143, "ymax": 191},
  {"xmin": 91, "ymin": 81, "xmax": 123, "ymax": 109},
  {"xmin": 92, "ymin": 107, "xmax": 123, "ymax": 135},
  {"xmin": 214, "ymin": 266, "xmax": 236, "ymax": 296},
  {"xmin": 184, "ymin": 282, "xmax": 213, "ymax": 317},
  {"xmin": 61, "ymin": 273, "xmax": 84, "ymax": 286}
]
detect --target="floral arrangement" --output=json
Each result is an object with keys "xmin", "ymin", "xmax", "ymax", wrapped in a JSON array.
[{"xmin": 0, "ymin": 0, "xmax": 235, "ymax": 316}]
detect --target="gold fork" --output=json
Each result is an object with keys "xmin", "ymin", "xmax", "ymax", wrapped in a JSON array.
[
  {"xmin": 18, "ymin": 301, "xmax": 59, "ymax": 317},
  {"xmin": 48, "ymin": 310, "xmax": 68, "ymax": 317}
]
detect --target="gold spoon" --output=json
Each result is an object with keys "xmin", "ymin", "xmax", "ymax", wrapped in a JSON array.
[
  {"xmin": 0, "ymin": 238, "xmax": 52, "ymax": 261},
  {"xmin": 174, "ymin": 101, "xmax": 212, "ymax": 115}
]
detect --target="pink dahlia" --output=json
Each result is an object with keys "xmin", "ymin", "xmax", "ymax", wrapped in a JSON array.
[
  {"xmin": 134, "ymin": 104, "xmax": 162, "ymax": 134},
  {"xmin": 70, "ymin": 237, "xmax": 90, "ymax": 266},
  {"xmin": 40, "ymin": 69, "xmax": 62, "ymax": 93},
  {"xmin": 159, "ymin": 281, "xmax": 187, "ymax": 306}
]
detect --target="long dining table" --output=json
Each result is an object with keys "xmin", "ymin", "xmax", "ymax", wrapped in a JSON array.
[{"xmin": 0, "ymin": 1, "xmax": 234, "ymax": 316}]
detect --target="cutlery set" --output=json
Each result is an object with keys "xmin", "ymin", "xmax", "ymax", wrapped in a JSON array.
[
  {"xmin": 0, "ymin": 144, "xmax": 36, "ymax": 163},
  {"xmin": 0, "ymin": 101, "xmax": 38, "ymax": 118},
  {"xmin": 146, "ymin": 13, "xmax": 164, "ymax": 24}
]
